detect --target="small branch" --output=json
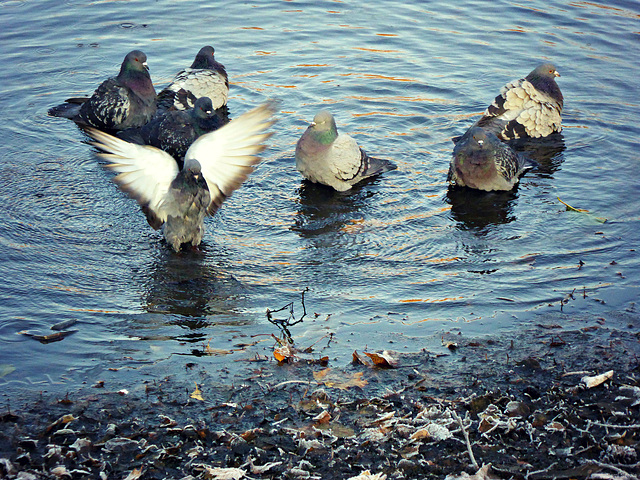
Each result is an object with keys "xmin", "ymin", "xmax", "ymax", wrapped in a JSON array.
[
  {"xmin": 451, "ymin": 410, "xmax": 479, "ymax": 470},
  {"xmin": 589, "ymin": 460, "xmax": 639, "ymax": 480}
]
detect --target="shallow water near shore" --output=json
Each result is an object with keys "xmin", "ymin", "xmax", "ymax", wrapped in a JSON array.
[{"xmin": 0, "ymin": 0, "xmax": 638, "ymax": 395}]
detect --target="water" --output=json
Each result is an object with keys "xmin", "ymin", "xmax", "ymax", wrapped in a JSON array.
[{"xmin": 0, "ymin": 0, "xmax": 638, "ymax": 394}]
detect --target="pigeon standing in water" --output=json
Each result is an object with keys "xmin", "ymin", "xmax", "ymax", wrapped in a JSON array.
[
  {"xmin": 85, "ymin": 101, "xmax": 277, "ymax": 252},
  {"xmin": 448, "ymin": 126, "xmax": 532, "ymax": 191},
  {"xmin": 117, "ymin": 96, "xmax": 227, "ymax": 163},
  {"xmin": 48, "ymin": 50, "xmax": 157, "ymax": 131},
  {"xmin": 295, "ymin": 110, "xmax": 396, "ymax": 192},
  {"xmin": 157, "ymin": 46, "xmax": 229, "ymax": 112},
  {"xmin": 473, "ymin": 63, "xmax": 563, "ymax": 140}
]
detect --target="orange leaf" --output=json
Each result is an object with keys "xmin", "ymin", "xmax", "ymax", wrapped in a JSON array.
[{"xmin": 363, "ymin": 351, "xmax": 397, "ymax": 368}]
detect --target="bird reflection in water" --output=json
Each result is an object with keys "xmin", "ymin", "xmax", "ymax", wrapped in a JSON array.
[
  {"xmin": 143, "ymin": 247, "xmax": 246, "ymax": 343},
  {"xmin": 509, "ymin": 132, "xmax": 566, "ymax": 177},
  {"xmin": 446, "ymin": 186, "xmax": 519, "ymax": 233},
  {"xmin": 292, "ymin": 179, "xmax": 379, "ymax": 239}
]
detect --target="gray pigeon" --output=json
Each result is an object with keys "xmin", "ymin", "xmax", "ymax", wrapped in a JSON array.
[
  {"xmin": 117, "ymin": 96, "xmax": 228, "ymax": 163},
  {"xmin": 295, "ymin": 110, "xmax": 396, "ymax": 192},
  {"xmin": 448, "ymin": 126, "xmax": 532, "ymax": 191},
  {"xmin": 473, "ymin": 63, "xmax": 563, "ymax": 140},
  {"xmin": 85, "ymin": 101, "xmax": 277, "ymax": 252},
  {"xmin": 48, "ymin": 50, "xmax": 157, "ymax": 131},
  {"xmin": 157, "ymin": 46, "xmax": 229, "ymax": 112}
]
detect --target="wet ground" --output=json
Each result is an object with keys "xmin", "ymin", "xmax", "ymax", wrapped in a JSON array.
[{"xmin": 2, "ymin": 314, "xmax": 638, "ymax": 479}]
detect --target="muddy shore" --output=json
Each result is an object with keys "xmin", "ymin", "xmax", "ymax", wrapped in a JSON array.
[{"xmin": 1, "ymin": 312, "xmax": 639, "ymax": 480}]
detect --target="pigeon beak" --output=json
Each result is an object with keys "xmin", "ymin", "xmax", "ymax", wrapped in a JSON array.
[
  {"xmin": 206, "ymin": 110, "xmax": 212, "ymax": 114},
  {"xmin": 143, "ymin": 61, "xmax": 149, "ymax": 71},
  {"xmin": 477, "ymin": 140, "xmax": 484, "ymax": 146},
  {"xmin": 554, "ymin": 70, "xmax": 560, "ymax": 77},
  {"xmin": 310, "ymin": 121, "xmax": 317, "ymax": 127}
]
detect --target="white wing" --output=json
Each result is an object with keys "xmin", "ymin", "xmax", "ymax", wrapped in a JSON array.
[
  {"xmin": 85, "ymin": 127, "xmax": 180, "ymax": 229},
  {"xmin": 185, "ymin": 100, "xmax": 278, "ymax": 214}
]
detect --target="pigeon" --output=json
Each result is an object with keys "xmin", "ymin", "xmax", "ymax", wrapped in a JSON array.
[
  {"xmin": 472, "ymin": 63, "xmax": 563, "ymax": 140},
  {"xmin": 295, "ymin": 110, "xmax": 396, "ymax": 192},
  {"xmin": 448, "ymin": 126, "xmax": 532, "ymax": 191},
  {"xmin": 48, "ymin": 50, "xmax": 157, "ymax": 131},
  {"xmin": 85, "ymin": 100, "xmax": 277, "ymax": 252},
  {"xmin": 117, "ymin": 96, "xmax": 228, "ymax": 163},
  {"xmin": 157, "ymin": 46, "xmax": 229, "ymax": 112}
]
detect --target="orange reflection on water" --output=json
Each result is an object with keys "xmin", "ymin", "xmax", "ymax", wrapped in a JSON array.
[
  {"xmin": 353, "ymin": 47, "xmax": 400, "ymax": 53},
  {"xmin": 399, "ymin": 296, "xmax": 464, "ymax": 303},
  {"xmin": 338, "ymin": 72, "xmax": 415, "ymax": 82},
  {"xmin": 569, "ymin": 1, "xmax": 640, "ymax": 19}
]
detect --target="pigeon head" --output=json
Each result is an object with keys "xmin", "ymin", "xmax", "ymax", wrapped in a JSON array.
[
  {"xmin": 528, "ymin": 63, "xmax": 560, "ymax": 80},
  {"xmin": 526, "ymin": 63, "xmax": 563, "ymax": 105},
  {"xmin": 191, "ymin": 46, "xmax": 218, "ymax": 69},
  {"xmin": 308, "ymin": 110, "xmax": 338, "ymax": 144},
  {"xmin": 192, "ymin": 97, "xmax": 214, "ymax": 119},
  {"xmin": 121, "ymin": 50, "xmax": 149, "ymax": 75},
  {"xmin": 455, "ymin": 127, "xmax": 500, "ymax": 165},
  {"xmin": 184, "ymin": 158, "xmax": 203, "ymax": 176}
]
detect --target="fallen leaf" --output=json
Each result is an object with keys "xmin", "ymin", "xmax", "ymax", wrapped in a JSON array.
[
  {"xmin": 191, "ymin": 382, "xmax": 204, "ymax": 401},
  {"xmin": 313, "ymin": 368, "xmax": 368, "ymax": 390},
  {"xmin": 347, "ymin": 471, "xmax": 388, "ymax": 480},
  {"xmin": 581, "ymin": 370, "xmax": 614, "ymax": 388},
  {"xmin": 0, "ymin": 364, "xmax": 16, "ymax": 378},
  {"xmin": 352, "ymin": 350, "xmax": 368, "ymax": 366},
  {"xmin": 123, "ymin": 467, "xmax": 143, "ymax": 480},
  {"xmin": 363, "ymin": 351, "xmax": 397, "ymax": 368},
  {"xmin": 201, "ymin": 466, "xmax": 246, "ymax": 480},
  {"xmin": 558, "ymin": 197, "xmax": 607, "ymax": 223},
  {"xmin": 445, "ymin": 464, "xmax": 497, "ymax": 480}
]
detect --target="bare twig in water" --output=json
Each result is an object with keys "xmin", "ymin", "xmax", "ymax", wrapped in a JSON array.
[
  {"xmin": 452, "ymin": 410, "xmax": 479, "ymax": 470},
  {"xmin": 266, "ymin": 287, "xmax": 310, "ymax": 343}
]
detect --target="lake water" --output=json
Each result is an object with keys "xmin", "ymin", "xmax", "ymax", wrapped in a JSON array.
[{"xmin": 0, "ymin": 0, "xmax": 638, "ymax": 395}]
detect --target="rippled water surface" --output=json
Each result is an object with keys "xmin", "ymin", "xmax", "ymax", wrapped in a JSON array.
[{"xmin": 1, "ymin": 0, "xmax": 639, "ymax": 393}]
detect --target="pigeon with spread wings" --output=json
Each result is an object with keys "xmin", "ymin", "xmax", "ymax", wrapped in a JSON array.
[{"xmin": 86, "ymin": 101, "xmax": 277, "ymax": 251}]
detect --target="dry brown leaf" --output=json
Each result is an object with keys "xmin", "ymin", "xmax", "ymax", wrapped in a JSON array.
[
  {"xmin": 190, "ymin": 382, "xmax": 204, "ymax": 401},
  {"xmin": 352, "ymin": 350, "xmax": 369, "ymax": 366},
  {"xmin": 313, "ymin": 410, "xmax": 331, "ymax": 424},
  {"xmin": 123, "ymin": 467, "xmax": 143, "ymax": 480},
  {"xmin": 201, "ymin": 466, "xmax": 246, "ymax": 480},
  {"xmin": 313, "ymin": 368, "xmax": 368, "ymax": 390},
  {"xmin": 363, "ymin": 351, "xmax": 397, "ymax": 368},
  {"xmin": 581, "ymin": 370, "xmax": 614, "ymax": 388}
]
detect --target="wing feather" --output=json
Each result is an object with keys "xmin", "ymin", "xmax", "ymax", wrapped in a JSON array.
[
  {"xmin": 184, "ymin": 101, "xmax": 278, "ymax": 215},
  {"xmin": 84, "ymin": 127, "xmax": 180, "ymax": 227}
]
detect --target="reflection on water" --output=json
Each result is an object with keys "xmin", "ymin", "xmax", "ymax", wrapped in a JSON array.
[
  {"xmin": 510, "ymin": 133, "xmax": 567, "ymax": 177},
  {"xmin": 292, "ymin": 180, "xmax": 379, "ymax": 239},
  {"xmin": 143, "ymin": 248, "xmax": 245, "ymax": 320},
  {"xmin": 446, "ymin": 187, "xmax": 518, "ymax": 232}
]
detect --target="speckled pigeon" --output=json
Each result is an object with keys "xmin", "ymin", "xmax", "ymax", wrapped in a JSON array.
[
  {"xmin": 448, "ymin": 126, "xmax": 532, "ymax": 191},
  {"xmin": 85, "ymin": 101, "xmax": 277, "ymax": 252},
  {"xmin": 295, "ymin": 110, "xmax": 396, "ymax": 192},
  {"xmin": 117, "ymin": 96, "xmax": 228, "ymax": 163},
  {"xmin": 473, "ymin": 63, "xmax": 563, "ymax": 140},
  {"xmin": 157, "ymin": 46, "xmax": 229, "ymax": 112},
  {"xmin": 48, "ymin": 50, "xmax": 157, "ymax": 131}
]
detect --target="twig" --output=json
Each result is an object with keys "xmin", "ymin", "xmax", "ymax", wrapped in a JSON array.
[
  {"xmin": 589, "ymin": 460, "xmax": 640, "ymax": 480},
  {"xmin": 272, "ymin": 380, "xmax": 313, "ymax": 390},
  {"xmin": 588, "ymin": 420, "xmax": 640, "ymax": 430},
  {"xmin": 451, "ymin": 410, "xmax": 479, "ymax": 470},
  {"xmin": 525, "ymin": 462, "xmax": 558, "ymax": 480}
]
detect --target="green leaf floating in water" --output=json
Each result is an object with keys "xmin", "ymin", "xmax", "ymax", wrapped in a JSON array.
[
  {"xmin": 0, "ymin": 364, "xmax": 16, "ymax": 378},
  {"xmin": 558, "ymin": 197, "xmax": 607, "ymax": 223}
]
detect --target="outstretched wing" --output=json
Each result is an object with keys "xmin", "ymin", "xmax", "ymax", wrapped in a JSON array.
[
  {"xmin": 84, "ymin": 127, "xmax": 180, "ymax": 229},
  {"xmin": 184, "ymin": 100, "xmax": 278, "ymax": 215}
]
